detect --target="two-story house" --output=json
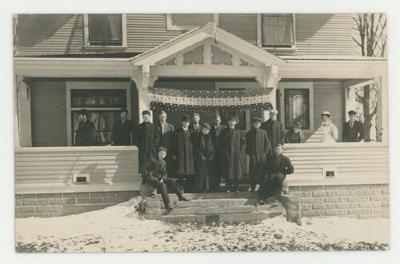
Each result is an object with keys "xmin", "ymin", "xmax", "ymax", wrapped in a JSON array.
[{"xmin": 14, "ymin": 14, "xmax": 388, "ymax": 218}]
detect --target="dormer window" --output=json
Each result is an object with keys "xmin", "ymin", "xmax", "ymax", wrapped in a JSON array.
[
  {"xmin": 260, "ymin": 14, "xmax": 295, "ymax": 48},
  {"xmin": 84, "ymin": 14, "xmax": 127, "ymax": 48}
]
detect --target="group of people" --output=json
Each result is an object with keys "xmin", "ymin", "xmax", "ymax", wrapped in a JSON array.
[
  {"xmin": 132, "ymin": 109, "xmax": 295, "ymax": 209},
  {"xmin": 74, "ymin": 107, "xmax": 364, "ymax": 210}
]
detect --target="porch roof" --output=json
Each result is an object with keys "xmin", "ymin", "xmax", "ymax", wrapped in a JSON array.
[{"xmin": 129, "ymin": 22, "xmax": 285, "ymax": 67}]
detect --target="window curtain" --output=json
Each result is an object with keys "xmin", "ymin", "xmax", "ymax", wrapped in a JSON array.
[
  {"xmin": 262, "ymin": 15, "xmax": 293, "ymax": 46},
  {"xmin": 105, "ymin": 14, "xmax": 122, "ymax": 41}
]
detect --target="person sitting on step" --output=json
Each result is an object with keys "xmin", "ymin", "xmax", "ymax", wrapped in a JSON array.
[
  {"xmin": 258, "ymin": 144, "xmax": 294, "ymax": 204},
  {"xmin": 144, "ymin": 146, "xmax": 189, "ymax": 210}
]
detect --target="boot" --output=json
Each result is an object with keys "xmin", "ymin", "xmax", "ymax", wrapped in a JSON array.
[{"xmin": 178, "ymin": 195, "xmax": 190, "ymax": 201}]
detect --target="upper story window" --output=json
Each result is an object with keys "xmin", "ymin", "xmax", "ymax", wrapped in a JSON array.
[
  {"xmin": 260, "ymin": 14, "xmax": 295, "ymax": 48},
  {"xmin": 84, "ymin": 14, "xmax": 127, "ymax": 47},
  {"xmin": 166, "ymin": 14, "xmax": 218, "ymax": 30}
]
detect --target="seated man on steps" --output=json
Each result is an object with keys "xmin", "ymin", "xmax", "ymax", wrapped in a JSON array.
[
  {"xmin": 258, "ymin": 144, "xmax": 294, "ymax": 204},
  {"xmin": 144, "ymin": 146, "xmax": 189, "ymax": 210}
]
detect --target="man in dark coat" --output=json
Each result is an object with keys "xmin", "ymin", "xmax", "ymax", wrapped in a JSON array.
[
  {"xmin": 144, "ymin": 147, "xmax": 188, "ymax": 210},
  {"xmin": 111, "ymin": 109, "xmax": 136, "ymax": 146},
  {"xmin": 189, "ymin": 112, "xmax": 202, "ymax": 136},
  {"xmin": 172, "ymin": 114, "xmax": 195, "ymax": 192},
  {"xmin": 137, "ymin": 110, "xmax": 159, "ymax": 178},
  {"xmin": 261, "ymin": 109, "xmax": 284, "ymax": 151},
  {"xmin": 343, "ymin": 110, "xmax": 364, "ymax": 142},
  {"xmin": 210, "ymin": 114, "xmax": 226, "ymax": 191},
  {"xmin": 220, "ymin": 116, "xmax": 246, "ymax": 193},
  {"xmin": 75, "ymin": 109, "xmax": 96, "ymax": 146},
  {"xmin": 194, "ymin": 123, "xmax": 214, "ymax": 193},
  {"xmin": 246, "ymin": 117, "xmax": 271, "ymax": 192},
  {"xmin": 258, "ymin": 144, "xmax": 294, "ymax": 203},
  {"xmin": 156, "ymin": 111, "xmax": 175, "ymax": 177}
]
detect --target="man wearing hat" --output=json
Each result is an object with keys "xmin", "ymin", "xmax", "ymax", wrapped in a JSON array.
[
  {"xmin": 319, "ymin": 111, "xmax": 338, "ymax": 143},
  {"xmin": 156, "ymin": 111, "xmax": 175, "ymax": 176},
  {"xmin": 246, "ymin": 117, "xmax": 271, "ymax": 192},
  {"xmin": 75, "ymin": 109, "xmax": 96, "ymax": 146},
  {"xmin": 261, "ymin": 109, "xmax": 284, "ymax": 151},
  {"xmin": 258, "ymin": 144, "xmax": 294, "ymax": 203},
  {"xmin": 171, "ymin": 114, "xmax": 196, "ymax": 192},
  {"xmin": 220, "ymin": 115, "xmax": 246, "ymax": 193},
  {"xmin": 144, "ymin": 146, "xmax": 189, "ymax": 210},
  {"xmin": 343, "ymin": 110, "xmax": 364, "ymax": 142},
  {"xmin": 194, "ymin": 123, "xmax": 215, "ymax": 193},
  {"xmin": 111, "ymin": 108, "xmax": 136, "ymax": 146},
  {"xmin": 189, "ymin": 112, "xmax": 202, "ymax": 136},
  {"xmin": 210, "ymin": 114, "xmax": 226, "ymax": 191},
  {"xmin": 284, "ymin": 121, "xmax": 305, "ymax": 143},
  {"xmin": 137, "ymin": 110, "xmax": 160, "ymax": 178}
]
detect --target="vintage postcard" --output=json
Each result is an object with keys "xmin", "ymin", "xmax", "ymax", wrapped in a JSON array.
[{"xmin": 13, "ymin": 13, "xmax": 389, "ymax": 252}]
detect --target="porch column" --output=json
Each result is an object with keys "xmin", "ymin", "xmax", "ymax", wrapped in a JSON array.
[
  {"xmin": 258, "ymin": 65, "xmax": 280, "ymax": 122},
  {"xmin": 375, "ymin": 75, "xmax": 388, "ymax": 144},
  {"xmin": 132, "ymin": 65, "xmax": 152, "ymax": 123},
  {"xmin": 15, "ymin": 75, "xmax": 32, "ymax": 147}
]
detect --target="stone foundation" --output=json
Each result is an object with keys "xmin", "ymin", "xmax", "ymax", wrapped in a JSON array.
[
  {"xmin": 15, "ymin": 191, "xmax": 139, "ymax": 218},
  {"xmin": 289, "ymin": 184, "xmax": 389, "ymax": 218}
]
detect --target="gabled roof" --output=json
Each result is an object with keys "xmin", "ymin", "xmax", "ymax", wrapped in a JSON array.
[{"xmin": 129, "ymin": 22, "xmax": 285, "ymax": 66}]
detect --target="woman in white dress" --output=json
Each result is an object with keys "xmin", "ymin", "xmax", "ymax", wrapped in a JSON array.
[{"xmin": 319, "ymin": 111, "xmax": 338, "ymax": 143}]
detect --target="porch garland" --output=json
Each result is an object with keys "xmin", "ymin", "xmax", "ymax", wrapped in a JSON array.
[{"xmin": 148, "ymin": 87, "xmax": 273, "ymax": 112}]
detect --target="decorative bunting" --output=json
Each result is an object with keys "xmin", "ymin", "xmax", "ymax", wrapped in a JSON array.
[{"xmin": 148, "ymin": 87, "xmax": 273, "ymax": 112}]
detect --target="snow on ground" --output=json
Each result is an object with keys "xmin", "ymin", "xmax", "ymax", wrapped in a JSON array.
[{"xmin": 15, "ymin": 198, "xmax": 389, "ymax": 252}]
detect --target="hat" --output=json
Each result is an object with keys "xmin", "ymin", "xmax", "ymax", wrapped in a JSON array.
[
  {"xmin": 270, "ymin": 109, "xmax": 278, "ymax": 115},
  {"xmin": 142, "ymin": 110, "xmax": 151, "ymax": 116},
  {"xmin": 293, "ymin": 121, "xmax": 302, "ymax": 128},
  {"xmin": 227, "ymin": 115, "xmax": 237, "ymax": 122},
  {"xmin": 348, "ymin": 110, "xmax": 357, "ymax": 115},
  {"xmin": 79, "ymin": 109, "xmax": 88, "ymax": 115},
  {"xmin": 321, "ymin": 111, "xmax": 331, "ymax": 117},
  {"xmin": 181, "ymin": 114, "xmax": 191, "ymax": 122},
  {"xmin": 158, "ymin": 146, "xmax": 167, "ymax": 153},
  {"xmin": 253, "ymin": 117, "xmax": 263, "ymax": 123},
  {"xmin": 201, "ymin": 123, "xmax": 211, "ymax": 130}
]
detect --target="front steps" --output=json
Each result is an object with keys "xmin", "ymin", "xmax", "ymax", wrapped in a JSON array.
[{"xmin": 138, "ymin": 192, "xmax": 287, "ymax": 224}]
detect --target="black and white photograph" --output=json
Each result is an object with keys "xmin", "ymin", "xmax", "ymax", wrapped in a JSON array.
[{"xmin": 2, "ymin": 1, "xmax": 398, "ymax": 260}]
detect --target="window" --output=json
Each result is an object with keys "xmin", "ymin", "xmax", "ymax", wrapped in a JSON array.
[
  {"xmin": 166, "ymin": 14, "xmax": 217, "ymax": 30},
  {"xmin": 261, "ymin": 14, "xmax": 295, "ymax": 47},
  {"xmin": 85, "ymin": 14, "xmax": 125, "ymax": 46},
  {"xmin": 284, "ymin": 89, "xmax": 310, "ymax": 129},
  {"xmin": 70, "ymin": 89, "xmax": 127, "ymax": 146}
]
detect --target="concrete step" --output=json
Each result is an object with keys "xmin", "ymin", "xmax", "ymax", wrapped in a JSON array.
[
  {"xmin": 166, "ymin": 205, "xmax": 267, "ymax": 216},
  {"xmin": 162, "ymin": 210, "xmax": 282, "ymax": 224},
  {"xmin": 173, "ymin": 198, "xmax": 253, "ymax": 208}
]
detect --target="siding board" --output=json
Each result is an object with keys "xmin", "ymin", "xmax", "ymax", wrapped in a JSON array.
[
  {"xmin": 31, "ymin": 80, "xmax": 67, "ymax": 146},
  {"xmin": 16, "ymin": 13, "xmax": 354, "ymax": 57}
]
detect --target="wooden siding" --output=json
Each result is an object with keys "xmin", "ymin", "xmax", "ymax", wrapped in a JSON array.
[
  {"xmin": 218, "ymin": 14, "xmax": 258, "ymax": 46},
  {"xmin": 16, "ymin": 14, "xmax": 354, "ymax": 57},
  {"xmin": 31, "ymin": 80, "xmax": 67, "ymax": 147},
  {"xmin": 15, "ymin": 144, "xmax": 387, "ymax": 193},
  {"xmin": 285, "ymin": 143, "xmax": 388, "ymax": 184},
  {"xmin": 15, "ymin": 147, "xmax": 140, "ymax": 189},
  {"xmin": 293, "ymin": 14, "xmax": 354, "ymax": 56}
]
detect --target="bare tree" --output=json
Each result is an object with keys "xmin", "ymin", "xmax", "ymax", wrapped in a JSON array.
[{"xmin": 352, "ymin": 13, "xmax": 386, "ymax": 141}]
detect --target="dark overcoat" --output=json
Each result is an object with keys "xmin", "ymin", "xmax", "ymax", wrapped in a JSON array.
[
  {"xmin": 220, "ymin": 128, "xmax": 246, "ymax": 181},
  {"xmin": 266, "ymin": 154, "xmax": 294, "ymax": 177},
  {"xmin": 261, "ymin": 119, "xmax": 284, "ymax": 150},
  {"xmin": 172, "ymin": 128, "xmax": 195, "ymax": 176},
  {"xmin": 156, "ymin": 122, "xmax": 175, "ymax": 151},
  {"xmin": 246, "ymin": 128, "xmax": 271, "ymax": 176},
  {"xmin": 75, "ymin": 121, "xmax": 96, "ymax": 146},
  {"xmin": 194, "ymin": 133, "xmax": 214, "ymax": 191},
  {"xmin": 343, "ymin": 120, "xmax": 364, "ymax": 142},
  {"xmin": 137, "ymin": 122, "xmax": 159, "ymax": 174},
  {"xmin": 112, "ymin": 119, "xmax": 135, "ymax": 146}
]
